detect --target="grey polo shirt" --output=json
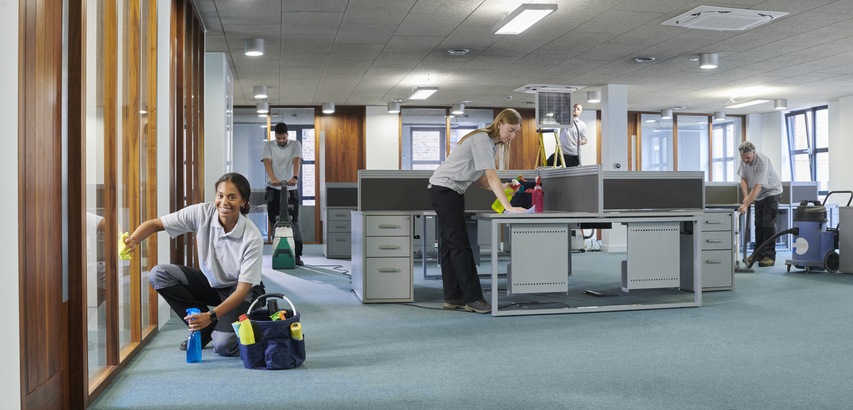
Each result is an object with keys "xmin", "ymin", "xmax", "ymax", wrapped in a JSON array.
[
  {"xmin": 558, "ymin": 118, "xmax": 587, "ymax": 156},
  {"xmin": 429, "ymin": 132, "xmax": 497, "ymax": 194},
  {"xmin": 261, "ymin": 139, "xmax": 303, "ymax": 191},
  {"xmin": 160, "ymin": 203, "xmax": 263, "ymax": 287},
  {"xmin": 737, "ymin": 151, "xmax": 783, "ymax": 201}
]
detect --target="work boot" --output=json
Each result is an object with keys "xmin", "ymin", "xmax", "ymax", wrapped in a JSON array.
[
  {"xmin": 464, "ymin": 299, "xmax": 491, "ymax": 314},
  {"xmin": 295, "ymin": 256, "xmax": 304, "ymax": 266},
  {"xmin": 758, "ymin": 257, "xmax": 775, "ymax": 267},
  {"xmin": 442, "ymin": 299, "xmax": 465, "ymax": 310}
]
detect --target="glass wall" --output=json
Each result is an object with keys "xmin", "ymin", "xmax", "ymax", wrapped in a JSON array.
[
  {"xmin": 640, "ymin": 113, "xmax": 674, "ymax": 171},
  {"xmin": 676, "ymin": 115, "xmax": 709, "ymax": 178}
]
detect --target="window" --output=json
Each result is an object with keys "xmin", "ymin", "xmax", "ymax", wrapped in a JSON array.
[
  {"xmin": 711, "ymin": 117, "xmax": 742, "ymax": 182},
  {"xmin": 785, "ymin": 106, "xmax": 829, "ymax": 194},
  {"xmin": 299, "ymin": 128, "xmax": 316, "ymax": 205},
  {"xmin": 640, "ymin": 113, "xmax": 673, "ymax": 171},
  {"xmin": 401, "ymin": 108, "xmax": 448, "ymax": 170},
  {"xmin": 676, "ymin": 115, "xmax": 709, "ymax": 178},
  {"xmin": 410, "ymin": 127, "xmax": 446, "ymax": 170}
]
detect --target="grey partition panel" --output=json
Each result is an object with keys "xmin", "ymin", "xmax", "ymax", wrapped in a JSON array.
[
  {"xmin": 602, "ymin": 172, "xmax": 704, "ymax": 210},
  {"xmin": 791, "ymin": 182, "xmax": 819, "ymax": 204},
  {"xmin": 542, "ymin": 174, "xmax": 600, "ymax": 213},
  {"xmin": 327, "ymin": 183, "xmax": 358, "ymax": 207},
  {"xmin": 705, "ymin": 183, "xmax": 740, "ymax": 206},
  {"xmin": 358, "ymin": 170, "xmax": 538, "ymax": 211},
  {"xmin": 780, "ymin": 183, "xmax": 791, "ymax": 205}
]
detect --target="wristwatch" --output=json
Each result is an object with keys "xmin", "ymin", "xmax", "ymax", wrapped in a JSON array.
[{"xmin": 208, "ymin": 310, "xmax": 218, "ymax": 321}]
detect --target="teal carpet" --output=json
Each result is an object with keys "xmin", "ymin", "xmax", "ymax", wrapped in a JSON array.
[{"xmin": 89, "ymin": 245, "xmax": 853, "ymax": 409}]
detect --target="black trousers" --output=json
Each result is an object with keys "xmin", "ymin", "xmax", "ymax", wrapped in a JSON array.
[
  {"xmin": 151, "ymin": 264, "xmax": 265, "ymax": 355},
  {"xmin": 428, "ymin": 185, "xmax": 484, "ymax": 303},
  {"xmin": 267, "ymin": 187, "xmax": 303, "ymax": 257},
  {"xmin": 546, "ymin": 152, "xmax": 580, "ymax": 167},
  {"xmin": 754, "ymin": 194, "xmax": 781, "ymax": 260}
]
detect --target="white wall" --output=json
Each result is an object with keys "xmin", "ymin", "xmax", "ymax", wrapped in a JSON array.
[
  {"xmin": 759, "ymin": 111, "xmax": 784, "ymax": 173},
  {"xmin": 157, "ymin": 0, "xmax": 172, "ymax": 327},
  {"xmin": 365, "ymin": 106, "xmax": 399, "ymax": 169},
  {"xmin": 1, "ymin": 0, "xmax": 21, "ymax": 406}
]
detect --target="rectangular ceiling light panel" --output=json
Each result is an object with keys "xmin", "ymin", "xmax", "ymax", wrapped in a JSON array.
[{"xmin": 493, "ymin": 4, "xmax": 558, "ymax": 35}]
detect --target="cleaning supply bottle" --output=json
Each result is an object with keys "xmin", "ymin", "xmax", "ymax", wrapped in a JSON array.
[
  {"xmin": 186, "ymin": 308, "xmax": 202, "ymax": 363},
  {"xmin": 532, "ymin": 176, "xmax": 543, "ymax": 213},
  {"xmin": 238, "ymin": 314, "xmax": 255, "ymax": 345},
  {"xmin": 492, "ymin": 179, "xmax": 520, "ymax": 213},
  {"xmin": 290, "ymin": 322, "xmax": 303, "ymax": 341}
]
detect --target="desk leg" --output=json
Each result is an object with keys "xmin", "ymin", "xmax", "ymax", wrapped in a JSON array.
[{"xmin": 491, "ymin": 219, "xmax": 500, "ymax": 316}]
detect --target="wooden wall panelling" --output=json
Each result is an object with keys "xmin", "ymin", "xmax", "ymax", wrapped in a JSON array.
[
  {"xmin": 124, "ymin": 0, "xmax": 142, "ymax": 347},
  {"xmin": 145, "ymin": 0, "xmax": 159, "ymax": 331},
  {"xmin": 512, "ymin": 108, "xmax": 538, "ymax": 170},
  {"xmin": 102, "ymin": 0, "xmax": 120, "ymax": 372},
  {"xmin": 319, "ymin": 106, "xmax": 365, "ymax": 183}
]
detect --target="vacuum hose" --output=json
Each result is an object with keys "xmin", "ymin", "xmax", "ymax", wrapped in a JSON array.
[{"xmin": 745, "ymin": 227, "xmax": 799, "ymax": 268}]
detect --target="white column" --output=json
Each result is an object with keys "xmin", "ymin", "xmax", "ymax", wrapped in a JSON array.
[
  {"xmin": 365, "ymin": 106, "xmax": 400, "ymax": 170},
  {"xmin": 829, "ymin": 97, "xmax": 853, "ymax": 196},
  {"xmin": 204, "ymin": 52, "xmax": 231, "ymax": 202},
  {"xmin": 599, "ymin": 84, "xmax": 628, "ymax": 252},
  {"xmin": 759, "ymin": 110, "xmax": 784, "ymax": 173}
]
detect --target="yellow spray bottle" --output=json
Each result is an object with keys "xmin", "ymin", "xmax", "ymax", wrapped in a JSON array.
[
  {"xmin": 491, "ymin": 179, "xmax": 520, "ymax": 213},
  {"xmin": 238, "ymin": 314, "xmax": 255, "ymax": 345}
]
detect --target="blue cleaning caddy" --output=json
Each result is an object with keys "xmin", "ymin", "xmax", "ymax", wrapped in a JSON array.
[{"xmin": 238, "ymin": 293, "xmax": 306, "ymax": 370}]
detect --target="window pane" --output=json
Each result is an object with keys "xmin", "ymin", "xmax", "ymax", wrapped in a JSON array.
[
  {"xmin": 301, "ymin": 164, "xmax": 315, "ymax": 198},
  {"xmin": 815, "ymin": 108, "xmax": 828, "ymax": 148},
  {"xmin": 85, "ymin": 0, "xmax": 107, "ymax": 379},
  {"xmin": 413, "ymin": 163, "xmax": 440, "ymax": 170},
  {"xmin": 118, "ymin": 0, "xmax": 131, "ymax": 351},
  {"xmin": 677, "ymin": 115, "xmax": 709, "ymax": 177},
  {"xmin": 401, "ymin": 108, "xmax": 446, "ymax": 170},
  {"xmin": 792, "ymin": 114, "xmax": 809, "ymax": 150},
  {"xmin": 640, "ymin": 114, "xmax": 673, "ymax": 171},
  {"xmin": 450, "ymin": 109, "xmax": 493, "ymax": 152},
  {"xmin": 816, "ymin": 152, "xmax": 829, "ymax": 192},
  {"xmin": 302, "ymin": 129, "xmax": 315, "ymax": 161},
  {"xmin": 792, "ymin": 154, "xmax": 811, "ymax": 181},
  {"xmin": 412, "ymin": 130, "xmax": 442, "ymax": 161}
]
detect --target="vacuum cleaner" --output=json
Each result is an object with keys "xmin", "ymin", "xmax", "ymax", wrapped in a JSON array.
[
  {"xmin": 746, "ymin": 191, "xmax": 852, "ymax": 273},
  {"xmin": 271, "ymin": 188, "xmax": 296, "ymax": 270}
]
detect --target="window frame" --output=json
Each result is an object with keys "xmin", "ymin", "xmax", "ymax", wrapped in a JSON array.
[{"xmin": 785, "ymin": 106, "xmax": 829, "ymax": 195}]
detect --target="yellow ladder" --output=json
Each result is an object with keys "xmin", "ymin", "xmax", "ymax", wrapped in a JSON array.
[{"xmin": 536, "ymin": 128, "xmax": 565, "ymax": 168}]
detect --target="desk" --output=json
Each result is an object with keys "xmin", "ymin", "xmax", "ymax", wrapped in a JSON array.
[{"xmin": 475, "ymin": 211, "xmax": 703, "ymax": 317}]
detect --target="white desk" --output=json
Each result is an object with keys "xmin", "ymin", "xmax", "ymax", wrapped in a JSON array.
[{"xmin": 475, "ymin": 211, "xmax": 703, "ymax": 317}]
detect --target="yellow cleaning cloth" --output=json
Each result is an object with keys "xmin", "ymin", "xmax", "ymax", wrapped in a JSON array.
[{"xmin": 118, "ymin": 232, "xmax": 132, "ymax": 260}]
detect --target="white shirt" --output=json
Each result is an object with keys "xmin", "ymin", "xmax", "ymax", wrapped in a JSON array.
[
  {"xmin": 558, "ymin": 118, "xmax": 587, "ymax": 156},
  {"xmin": 160, "ymin": 203, "xmax": 263, "ymax": 287},
  {"xmin": 429, "ymin": 132, "xmax": 497, "ymax": 194},
  {"xmin": 261, "ymin": 139, "xmax": 303, "ymax": 191}
]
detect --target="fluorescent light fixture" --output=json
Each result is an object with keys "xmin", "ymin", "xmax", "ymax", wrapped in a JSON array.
[
  {"xmin": 774, "ymin": 99, "xmax": 787, "ymax": 110},
  {"xmin": 408, "ymin": 86, "xmax": 438, "ymax": 100},
  {"xmin": 387, "ymin": 102, "xmax": 400, "ymax": 114},
  {"xmin": 253, "ymin": 85, "xmax": 268, "ymax": 99},
  {"xmin": 244, "ymin": 38, "xmax": 264, "ymax": 56},
  {"xmin": 492, "ymin": 3, "xmax": 558, "ymax": 35},
  {"xmin": 725, "ymin": 98, "xmax": 770, "ymax": 108},
  {"xmin": 714, "ymin": 111, "xmax": 726, "ymax": 121},
  {"xmin": 322, "ymin": 102, "xmax": 335, "ymax": 114},
  {"xmin": 699, "ymin": 53, "xmax": 718, "ymax": 69},
  {"xmin": 451, "ymin": 103, "xmax": 465, "ymax": 115},
  {"xmin": 256, "ymin": 102, "xmax": 269, "ymax": 114},
  {"xmin": 587, "ymin": 91, "xmax": 601, "ymax": 103},
  {"xmin": 660, "ymin": 109, "xmax": 673, "ymax": 119}
]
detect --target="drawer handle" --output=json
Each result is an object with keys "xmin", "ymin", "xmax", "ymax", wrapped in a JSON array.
[
  {"xmin": 705, "ymin": 220, "xmax": 722, "ymax": 224},
  {"xmin": 378, "ymin": 268, "xmax": 400, "ymax": 272},
  {"xmin": 706, "ymin": 239, "xmax": 723, "ymax": 243},
  {"xmin": 335, "ymin": 213, "xmax": 347, "ymax": 217},
  {"xmin": 336, "ymin": 225, "xmax": 347, "ymax": 229},
  {"xmin": 379, "ymin": 245, "xmax": 400, "ymax": 250},
  {"xmin": 705, "ymin": 259, "xmax": 723, "ymax": 264},
  {"xmin": 378, "ymin": 224, "xmax": 400, "ymax": 229},
  {"xmin": 336, "ymin": 238, "xmax": 346, "ymax": 242}
]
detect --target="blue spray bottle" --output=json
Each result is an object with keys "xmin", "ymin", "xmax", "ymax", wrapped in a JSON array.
[{"xmin": 186, "ymin": 308, "xmax": 202, "ymax": 363}]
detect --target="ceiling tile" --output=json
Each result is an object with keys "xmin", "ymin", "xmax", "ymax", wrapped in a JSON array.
[
  {"xmin": 282, "ymin": 12, "xmax": 343, "ymax": 35},
  {"xmin": 383, "ymin": 36, "xmax": 445, "ymax": 54},
  {"xmin": 335, "ymin": 24, "xmax": 399, "ymax": 44},
  {"xmin": 281, "ymin": 0, "xmax": 348, "ymax": 12},
  {"xmin": 573, "ymin": 10, "xmax": 665, "ymax": 35},
  {"xmin": 215, "ymin": 0, "xmax": 282, "ymax": 25}
]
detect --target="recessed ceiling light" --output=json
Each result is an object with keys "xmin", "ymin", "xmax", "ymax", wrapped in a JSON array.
[
  {"xmin": 461, "ymin": 100, "xmax": 472, "ymax": 103},
  {"xmin": 392, "ymin": 98, "xmax": 406, "ymax": 103},
  {"xmin": 634, "ymin": 57, "xmax": 655, "ymax": 63},
  {"xmin": 448, "ymin": 49, "xmax": 470, "ymax": 56},
  {"xmin": 524, "ymin": 101, "xmax": 536, "ymax": 105},
  {"xmin": 689, "ymin": 58, "xmax": 699, "ymax": 62},
  {"xmin": 673, "ymin": 106, "xmax": 686, "ymax": 110}
]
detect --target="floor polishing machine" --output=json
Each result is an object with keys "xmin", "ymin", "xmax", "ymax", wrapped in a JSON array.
[
  {"xmin": 272, "ymin": 188, "xmax": 296, "ymax": 270},
  {"xmin": 746, "ymin": 191, "xmax": 852, "ymax": 273}
]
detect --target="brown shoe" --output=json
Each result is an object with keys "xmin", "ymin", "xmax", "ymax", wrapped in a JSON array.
[{"xmin": 758, "ymin": 257, "xmax": 775, "ymax": 267}]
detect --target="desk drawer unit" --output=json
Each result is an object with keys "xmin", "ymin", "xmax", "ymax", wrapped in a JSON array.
[
  {"xmin": 701, "ymin": 250, "xmax": 733, "ymax": 289},
  {"xmin": 694, "ymin": 209, "xmax": 735, "ymax": 291},
  {"xmin": 352, "ymin": 212, "xmax": 414, "ymax": 303},
  {"xmin": 324, "ymin": 207, "xmax": 356, "ymax": 258}
]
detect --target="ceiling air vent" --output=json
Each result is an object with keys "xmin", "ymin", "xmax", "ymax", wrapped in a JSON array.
[{"xmin": 662, "ymin": 6, "xmax": 788, "ymax": 31}]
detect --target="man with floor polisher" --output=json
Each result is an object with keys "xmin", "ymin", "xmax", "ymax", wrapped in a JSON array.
[
  {"xmin": 262, "ymin": 122, "xmax": 304, "ymax": 267},
  {"xmin": 736, "ymin": 141, "xmax": 783, "ymax": 267}
]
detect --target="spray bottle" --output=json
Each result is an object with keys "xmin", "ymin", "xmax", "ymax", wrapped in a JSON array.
[
  {"xmin": 492, "ymin": 179, "xmax": 520, "ymax": 213},
  {"xmin": 532, "ymin": 176, "xmax": 543, "ymax": 213},
  {"xmin": 186, "ymin": 308, "xmax": 202, "ymax": 363}
]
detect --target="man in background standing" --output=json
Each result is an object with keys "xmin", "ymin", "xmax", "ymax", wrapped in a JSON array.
[
  {"xmin": 262, "ymin": 122, "xmax": 304, "ymax": 266},
  {"xmin": 547, "ymin": 103, "xmax": 587, "ymax": 167}
]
